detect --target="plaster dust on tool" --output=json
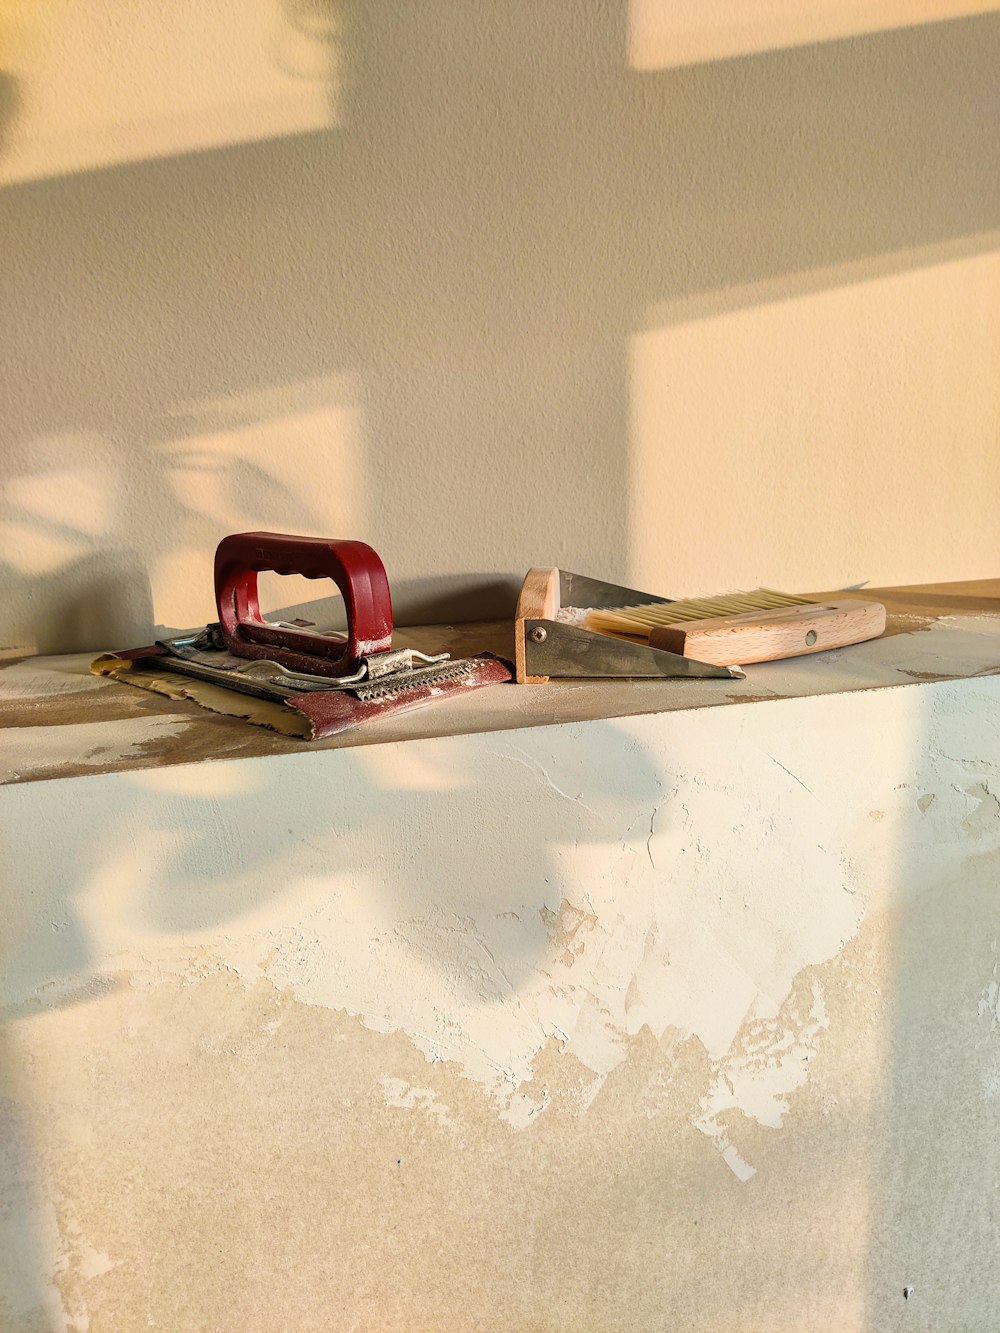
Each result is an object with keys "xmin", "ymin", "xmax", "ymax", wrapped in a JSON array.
[
  {"xmin": 513, "ymin": 566, "xmax": 885, "ymax": 680},
  {"xmin": 92, "ymin": 532, "xmax": 512, "ymax": 739}
]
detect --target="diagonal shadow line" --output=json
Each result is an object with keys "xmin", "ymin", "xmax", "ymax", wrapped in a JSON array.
[{"xmin": 0, "ymin": 10, "xmax": 997, "ymax": 429}]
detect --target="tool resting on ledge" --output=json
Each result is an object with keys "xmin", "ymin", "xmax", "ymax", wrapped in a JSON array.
[
  {"xmin": 514, "ymin": 568, "xmax": 886, "ymax": 682},
  {"xmin": 93, "ymin": 533, "xmax": 511, "ymax": 739}
]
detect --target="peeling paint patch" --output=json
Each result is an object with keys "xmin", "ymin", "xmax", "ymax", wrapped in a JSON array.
[
  {"xmin": 380, "ymin": 1076, "xmax": 459, "ymax": 1132},
  {"xmin": 76, "ymin": 1246, "xmax": 116, "ymax": 1281},
  {"xmin": 975, "ymin": 939, "xmax": 1000, "ymax": 1102},
  {"xmin": 0, "ymin": 963, "xmax": 883, "ymax": 1328},
  {"xmin": 51, "ymin": 1192, "xmax": 122, "ymax": 1333},
  {"xmin": 963, "ymin": 782, "xmax": 1000, "ymax": 838},
  {"xmin": 978, "ymin": 939, "xmax": 1000, "ymax": 1032},
  {"xmin": 694, "ymin": 980, "xmax": 830, "ymax": 1180},
  {"xmin": 0, "ymin": 1099, "xmax": 69, "ymax": 1329}
]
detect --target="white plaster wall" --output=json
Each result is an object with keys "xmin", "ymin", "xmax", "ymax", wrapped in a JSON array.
[
  {"xmin": 2, "ymin": 4, "xmax": 1000, "ymax": 654},
  {"xmin": 3, "ymin": 678, "xmax": 1000, "ymax": 1327}
]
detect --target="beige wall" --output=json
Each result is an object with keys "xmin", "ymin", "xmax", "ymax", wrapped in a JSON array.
[
  {"xmin": 3, "ymin": 13, "xmax": 1000, "ymax": 1324},
  {"xmin": 2, "ymin": 4, "xmax": 999, "ymax": 655}
]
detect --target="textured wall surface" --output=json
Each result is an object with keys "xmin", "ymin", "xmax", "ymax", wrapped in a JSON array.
[
  {"xmin": 2, "ymin": 4, "xmax": 1000, "ymax": 654},
  {"xmin": 3, "ymin": 676, "xmax": 1000, "ymax": 1329}
]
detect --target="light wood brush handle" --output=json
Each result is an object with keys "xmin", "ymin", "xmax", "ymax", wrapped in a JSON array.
[
  {"xmin": 515, "ymin": 567, "xmax": 560, "ymax": 683},
  {"xmin": 648, "ymin": 599, "xmax": 886, "ymax": 666}
]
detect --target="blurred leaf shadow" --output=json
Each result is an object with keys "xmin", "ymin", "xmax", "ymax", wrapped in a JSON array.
[{"xmin": 0, "ymin": 715, "xmax": 671, "ymax": 1322}]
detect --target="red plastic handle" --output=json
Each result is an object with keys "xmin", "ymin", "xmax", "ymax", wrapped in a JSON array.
[{"xmin": 214, "ymin": 532, "xmax": 392, "ymax": 676}]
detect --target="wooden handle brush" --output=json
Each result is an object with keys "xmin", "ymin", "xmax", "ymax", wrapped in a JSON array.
[{"xmin": 586, "ymin": 590, "xmax": 886, "ymax": 666}]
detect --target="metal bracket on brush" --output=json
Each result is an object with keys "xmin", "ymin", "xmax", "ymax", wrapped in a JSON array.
[
  {"xmin": 515, "ymin": 567, "xmax": 743, "ymax": 683},
  {"xmin": 521, "ymin": 619, "xmax": 738, "ymax": 681}
]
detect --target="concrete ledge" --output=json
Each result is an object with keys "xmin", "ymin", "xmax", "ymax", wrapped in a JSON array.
[
  {"xmin": 2, "ymin": 627, "xmax": 1000, "ymax": 1326},
  {"xmin": 2, "ymin": 580, "xmax": 1000, "ymax": 786}
]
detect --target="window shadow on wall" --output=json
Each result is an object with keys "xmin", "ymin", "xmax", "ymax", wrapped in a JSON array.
[
  {"xmin": 863, "ymin": 686, "xmax": 1000, "ymax": 1328},
  {"xmin": 1, "ymin": 8, "xmax": 999, "ymax": 651}
]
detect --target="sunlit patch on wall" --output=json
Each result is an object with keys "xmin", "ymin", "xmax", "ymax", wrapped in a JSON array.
[
  {"xmin": 132, "ymin": 763, "xmax": 262, "ymax": 799},
  {"xmin": 0, "ymin": 519, "xmax": 86, "ymax": 576},
  {"xmin": 628, "ymin": 0, "xmax": 1000, "ymax": 70},
  {"xmin": 628, "ymin": 243, "xmax": 1000, "ymax": 597},
  {"xmin": 1, "ymin": 440, "xmax": 117, "ymax": 579},
  {"xmin": 0, "ymin": 0, "xmax": 342, "ymax": 186},
  {"xmin": 358, "ymin": 746, "xmax": 469, "ymax": 794},
  {"xmin": 4, "ymin": 467, "xmax": 111, "ymax": 539},
  {"xmin": 152, "ymin": 372, "xmax": 364, "ymax": 629}
]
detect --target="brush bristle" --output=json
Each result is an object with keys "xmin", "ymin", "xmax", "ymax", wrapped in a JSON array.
[{"xmin": 585, "ymin": 589, "xmax": 814, "ymax": 639}]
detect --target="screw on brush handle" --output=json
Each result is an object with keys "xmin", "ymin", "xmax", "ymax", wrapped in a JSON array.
[
  {"xmin": 214, "ymin": 532, "xmax": 393, "ymax": 677},
  {"xmin": 514, "ymin": 567, "xmax": 561, "ymax": 683}
]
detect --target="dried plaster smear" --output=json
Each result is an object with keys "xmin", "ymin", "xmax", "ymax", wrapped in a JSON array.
[
  {"xmin": 7, "ymin": 688, "xmax": 971, "ymax": 1159},
  {"xmin": 4, "ymin": 676, "xmax": 1000, "ymax": 1327}
]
